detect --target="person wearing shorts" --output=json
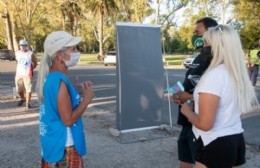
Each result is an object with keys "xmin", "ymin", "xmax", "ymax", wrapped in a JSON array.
[
  {"xmin": 172, "ymin": 17, "xmax": 218, "ymax": 168},
  {"xmin": 196, "ymin": 134, "xmax": 245, "ymax": 168},
  {"xmin": 180, "ymin": 25, "xmax": 258, "ymax": 167},
  {"xmin": 15, "ymin": 76, "xmax": 32, "ymax": 96},
  {"xmin": 15, "ymin": 39, "xmax": 37, "ymax": 108},
  {"xmin": 248, "ymin": 45, "xmax": 260, "ymax": 86}
]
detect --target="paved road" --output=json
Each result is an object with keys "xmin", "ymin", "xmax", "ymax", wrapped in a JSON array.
[
  {"xmin": 1, "ymin": 60, "xmax": 260, "ymax": 146},
  {"xmin": 1, "ymin": 60, "xmax": 260, "ymax": 167}
]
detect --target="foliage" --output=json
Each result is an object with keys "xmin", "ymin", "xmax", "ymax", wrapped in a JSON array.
[
  {"xmin": 164, "ymin": 29, "xmax": 190, "ymax": 54},
  {"xmin": 0, "ymin": 0, "xmax": 259, "ymax": 53},
  {"xmin": 61, "ymin": 0, "xmax": 82, "ymax": 36},
  {"xmin": 232, "ymin": 0, "xmax": 260, "ymax": 49},
  {"xmin": 85, "ymin": 0, "xmax": 119, "ymax": 60}
]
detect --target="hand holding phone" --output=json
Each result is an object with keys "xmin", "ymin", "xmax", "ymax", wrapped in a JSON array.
[{"xmin": 167, "ymin": 81, "xmax": 184, "ymax": 94}]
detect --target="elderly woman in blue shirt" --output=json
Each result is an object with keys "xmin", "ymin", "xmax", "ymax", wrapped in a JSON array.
[{"xmin": 36, "ymin": 31, "xmax": 94, "ymax": 168}]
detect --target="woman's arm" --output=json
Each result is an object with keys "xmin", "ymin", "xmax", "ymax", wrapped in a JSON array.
[
  {"xmin": 181, "ymin": 93, "xmax": 219, "ymax": 131},
  {"xmin": 58, "ymin": 81, "xmax": 94, "ymax": 126}
]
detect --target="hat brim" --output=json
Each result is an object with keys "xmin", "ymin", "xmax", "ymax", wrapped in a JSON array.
[{"xmin": 64, "ymin": 37, "xmax": 82, "ymax": 47}]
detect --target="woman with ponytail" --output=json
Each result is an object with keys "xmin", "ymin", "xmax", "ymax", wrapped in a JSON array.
[{"xmin": 36, "ymin": 31, "xmax": 94, "ymax": 168}]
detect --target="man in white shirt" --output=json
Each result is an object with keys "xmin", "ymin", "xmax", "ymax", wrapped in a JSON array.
[{"xmin": 15, "ymin": 39, "xmax": 38, "ymax": 108}]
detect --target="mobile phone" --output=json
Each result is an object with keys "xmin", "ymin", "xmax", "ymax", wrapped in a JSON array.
[{"xmin": 167, "ymin": 81, "xmax": 185, "ymax": 93}]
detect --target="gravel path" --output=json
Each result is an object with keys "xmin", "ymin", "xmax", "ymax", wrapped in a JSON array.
[{"xmin": 0, "ymin": 87, "xmax": 260, "ymax": 167}]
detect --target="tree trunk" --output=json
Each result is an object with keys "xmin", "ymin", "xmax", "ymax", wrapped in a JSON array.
[
  {"xmin": 62, "ymin": 15, "xmax": 66, "ymax": 31},
  {"xmin": 74, "ymin": 17, "xmax": 78, "ymax": 36},
  {"xmin": 12, "ymin": 21, "xmax": 19, "ymax": 52},
  {"xmin": 121, "ymin": 0, "xmax": 131, "ymax": 21},
  {"xmin": 4, "ymin": 11, "xmax": 14, "ymax": 51},
  {"xmin": 70, "ymin": 16, "xmax": 74, "ymax": 35},
  {"xmin": 155, "ymin": 0, "xmax": 159, "ymax": 24},
  {"xmin": 98, "ymin": 6, "xmax": 104, "ymax": 61}
]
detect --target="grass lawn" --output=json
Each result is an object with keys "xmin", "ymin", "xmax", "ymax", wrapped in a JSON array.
[
  {"xmin": 163, "ymin": 54, "xmax": 189, "ymax": 65},
  {"xmin": 78, "ymin": 53, "xmax": 102, "ymax": 64},
  {"xmin": 36, "ymin": 53, "xmax": 189, "ymax": 65}
]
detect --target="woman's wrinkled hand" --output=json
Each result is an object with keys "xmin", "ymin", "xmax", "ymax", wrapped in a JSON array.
[{"xmin": 81, "ymin": 81, "xmax": 95, "ymax": 104}]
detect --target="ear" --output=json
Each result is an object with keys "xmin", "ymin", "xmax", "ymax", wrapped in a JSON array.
[{"xmin": 56, "ymin": 50, "xmax": 63, "ymax": 60}]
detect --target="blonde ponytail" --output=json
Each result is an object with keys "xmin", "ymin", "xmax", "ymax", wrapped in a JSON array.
[{"xmin": 36, "ymin": 53, "xmax": 55, "ymax": 103}]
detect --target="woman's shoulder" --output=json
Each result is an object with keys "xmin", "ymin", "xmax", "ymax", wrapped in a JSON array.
[
  {"xmin": 46, "ymin": 71, "xmax": 68, "ymax": 83},
  {"xmin": 203, "ymin": 64, "xmax": 227, "ymax": 81},
  {"xmin": 209, "ymin": 64, "xmax": 227, "ymax": 74},
  {"xmin": 49, "ymin": 71, "xmax": 66, "ymax": 78}
]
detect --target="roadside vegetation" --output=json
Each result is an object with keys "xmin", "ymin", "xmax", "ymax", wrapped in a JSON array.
[
  {"xmin": 1, "ymin": 0, "xmax": 259, "ymax": 60},
  {"xmin": 35, "ymin": 53, "xmax": 189, "ymax": 66}
]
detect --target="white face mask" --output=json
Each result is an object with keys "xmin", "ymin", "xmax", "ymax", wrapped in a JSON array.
[
  {"xmin": 64, "ymin": 52, "xmax": 81, "ymax": 67},
  {"xmin": 20, "ymin": 45, "xmax": 27, "ymax": 52}
]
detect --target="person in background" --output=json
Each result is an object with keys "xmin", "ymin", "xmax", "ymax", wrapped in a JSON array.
[
  {"xmin": 172, "ymin": 17, "xmax": 218, "ymax": 168},
  {"xmin": 248, "ymin": 44, "xmax": 260, "ymax": 86},
  {"xmin": 181, "ymin": 25, "xmax": 258, "ymax": 168},
  {"xmin": 36, "ymin": 31, "xmax": 95, "ymax": 167},
  {"xmin": 15, "ymin": 39, "xmax": 38, "ymax": 108}
]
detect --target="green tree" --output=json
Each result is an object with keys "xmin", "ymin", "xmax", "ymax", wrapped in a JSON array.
[
  {"xmin": 232, "ymin": 0, "xmax": 260, "ymax": 49},
  {"xmin": 0, "ymin": 0, "xmax": 64, "ymax": 51},
  {"xmin": 1, "ymin": 10, "xmax": 13, "ymax": 50},
  {"xmin": 150, "ymin": 0, "xmax": 189, "ymax": 54},
  {"xmin": 86, "ymin": 0, "xmax": 119, "ymax": 60},
  {"xmin": 155, "ymin": 0, "xmax": 189, "ymax": 26},
  {"xmin": 116, "ymin": 0, "xmax": 153, "ymax": 22},
  {"xmin": 0, "ymin": 1, "xmax": 14, "ymax": 50},
  {"xmin": 183, "ymin": 0, "xmax": 233, "ymax": 24},
  {"xmin": 131, "ymin": 0, "xmax": 153, "ymax": 22},
  {"xmin": 61, "ymin": 0, "xmax": 82, "ymax": 36}
]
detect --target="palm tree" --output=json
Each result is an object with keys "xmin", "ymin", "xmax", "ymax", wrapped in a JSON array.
[
  {"xmin": 61, "ymin": 0, "xmax": 82, "ymax": 36},
  {"xmin": 86, "ymin": 0, "xmax": 118, "ymax": 60}
]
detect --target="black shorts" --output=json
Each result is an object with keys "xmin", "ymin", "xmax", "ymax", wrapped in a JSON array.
[
  {"xmin": 196, "ymin": 133, "xmax": 246, "ymax": 168},
  {"xmin": 178, "ymin": 126, "xmax": 196, "ymax": 163}
]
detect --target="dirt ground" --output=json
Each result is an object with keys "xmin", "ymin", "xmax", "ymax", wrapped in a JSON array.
[
  {"xmin": 0, "ymin": 91, "xmax": 260, "ymax": 168},
  {"xmin": 0, "ymin": 60, "xmax": 260, "ymax": 167}
]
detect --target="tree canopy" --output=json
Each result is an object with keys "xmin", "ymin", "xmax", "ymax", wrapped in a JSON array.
[
  {"xmin": 232, "ymin": 0, "xmax": 260, "ymax": 49},
  {"xmin": 0, "ymin": 0, "xmax": 259, "ymax": 53}
]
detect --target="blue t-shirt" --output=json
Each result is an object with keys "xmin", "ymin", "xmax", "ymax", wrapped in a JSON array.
[{"xmin": 39, "ymin": 71, "xmax": 87, "ymax": 162}]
